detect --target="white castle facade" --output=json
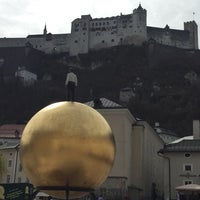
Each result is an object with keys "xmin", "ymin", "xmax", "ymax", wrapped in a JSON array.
[{"xmin": 0, "ymin": 4, "xmax": 198, "ymax": 56}]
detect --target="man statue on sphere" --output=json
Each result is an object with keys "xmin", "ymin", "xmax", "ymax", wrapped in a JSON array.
[{"xmin": 65, "ymin": 67, "xmax": 78, "ymax": 101}]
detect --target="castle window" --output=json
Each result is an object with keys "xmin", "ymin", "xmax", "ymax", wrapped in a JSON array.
[
  {"xmin": 111, "ymin": 39, "xmax": 114, "ymax": 42},
  {"xmin": 83, "ymin": 32, "xmax": 86, "ymax": 35},
  {"xmin": 129, "ymin": 26, "xmax": 132, "ymax": 28},
  {"xmin": 75, "ymin": 29, "xmax": 79, "ymax": 32},
  {"xmin": 103, "ymin": 22, "xmax": 105, "ymax": 25},
  {"xmin": 102, "ymin": 40, "xmax": 105, "ymax": 43},
  {"xmin": 107, "ymin": 22, "xmax": 109, "ymax": 25},
  {"xmin": 74, "ymin": 40, "xmax": 78, "ymax": 43},
  {"xmin": 82, "ymin": 28, "xmax": 87, "ymax": 31},
  {"xmin": 99, "ymin": 22, "xmax": 101, "ymax": 26},
  {"xmin": 96, "ymin": 23, "xmax": 98, "ymax": 26},
  {"xmin": 92, "ymin": 23, "xmax": 94, "ymax": 26},
  {"xmin": 113, "ymin": 21, "xmax": 116, "ymax": 24},
  {"xmin": 8, "ymin": 160, "xmax": 12, "ymax": 167}
]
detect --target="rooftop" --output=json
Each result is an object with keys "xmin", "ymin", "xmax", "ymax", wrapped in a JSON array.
[
  {"xmin": 160, "ymin": 139, "xmax": 200, "ymax": 153},
  {"xmin": 85, "ymin": 97, "xmax": 123, "ymax": 109}
]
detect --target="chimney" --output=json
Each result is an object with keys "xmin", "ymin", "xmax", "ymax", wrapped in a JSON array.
[{"xmin": 193, "ymin": 120, "xmax": 200, "ymax": 139}]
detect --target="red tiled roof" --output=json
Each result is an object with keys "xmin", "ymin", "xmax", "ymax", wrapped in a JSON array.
[{"xmin": 0, "ymin": 124, "xmax": 25, "ymax": 138}]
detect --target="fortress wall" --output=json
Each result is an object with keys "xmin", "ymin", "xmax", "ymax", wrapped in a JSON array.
[
  {"xmin": 52, "ymin": 34, "xmax": 70, "ymax": 53},
  {"xmin": 89, "ymin": 28, "xmax": 118, "ymax": 50},
  {"xmin": 147, "ymin": 27, "xmax": 193, "ymax": 49},
  {"xmin": 0, "ymin": 38, "xmax": 27, "ymax": 47},
  {"xmin": 88, "ymin": 13, "xmax": 146, "ymax": 51},
  {"xmin": 89, "ymin": 17, "xmax": 119, "ymax": 50}
]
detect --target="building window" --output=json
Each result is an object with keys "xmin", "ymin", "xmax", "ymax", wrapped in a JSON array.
[
  {"xmin": 8, "ymin": 160, "xmax": 12, "ymax": 167},
  {"xmin": 74, "ymin": 40, "xmax": 78, "ymax": 43},
  {"xmin": 102, "ymin": 40, "xmax": 105, "ymax": 43},
  {"xmin": 111, "ymin": 39, "xmax": 114, "ymax": 42},
  {"xmin": 185, "ymin": 153, "xmax": 191, "ymax": 158},
  {"xmin": 183, "ymin": 164, "xmax": 192, "ymax": 172},
  {"xmin": 183, "ymin": 180, "xmax": 193, "ymax": 185},
  {"xmin": 7, "ymin": 175, "xmax": 11, "ymax": 183}
]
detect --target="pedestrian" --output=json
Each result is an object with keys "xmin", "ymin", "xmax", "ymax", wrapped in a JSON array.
[
  {"xmin": 65, "ymin": 67, "xmax": 78, "ymax": 101},
  {"xmin": 98, "ymin": 195, "xmax": 103, "ymax": 200}
]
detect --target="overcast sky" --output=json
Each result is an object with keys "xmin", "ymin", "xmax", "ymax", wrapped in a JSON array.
[{"xmin": 0, "ymin": 0, "xmax": 199, "ymax": 47}]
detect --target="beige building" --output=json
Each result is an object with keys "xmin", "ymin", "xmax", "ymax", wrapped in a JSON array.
[
  {"xmin": 86, "ymin": 98, "xmax": 165, "ymax": 200},
  {"xmin": 0, "ymin": 124, "xmax": 27, "ymax": 184},
  {"xmin": 0, "ymin": 144, "xmax": 28, "ymax": 184},
  {"xmin": 158, "ymin": 120, "xmax": 200, "ymax": 200}
]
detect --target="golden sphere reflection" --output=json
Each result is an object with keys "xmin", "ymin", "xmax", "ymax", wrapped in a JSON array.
[{"xmin": 20, "ymin": 102, "xmax": 115, "ymax": 199}]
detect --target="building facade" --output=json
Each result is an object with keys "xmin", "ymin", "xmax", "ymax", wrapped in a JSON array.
[
  {"xmin": 159, "ymin": 120, "xmax": 200, "ymax": 200},
  {"xmin": 0, "ymin": 5, "xmax": 198, "ymax": 56},
  {"xmin": 0, "ymin": 124, "xmax": 27, "ymax": 184},
  {"xmin": 86, "ymin": 98, "xmax": 165, "ymax": 200}
]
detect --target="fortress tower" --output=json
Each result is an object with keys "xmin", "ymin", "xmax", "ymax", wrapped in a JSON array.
[
  {"xmin": 184, "ymin": 21, "xmax": 198, "ymax": 49},
  {"xmin": 71, "ymin": 15, "xmax": 91, "ymax": 55},
  {"xmin": 132, "ymin": 4, "xmax": 147, "ymax": 40}
]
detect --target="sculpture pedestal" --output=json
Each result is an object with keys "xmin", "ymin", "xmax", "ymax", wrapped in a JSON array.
[{"xmin": 37, "ymin": 186, "xmax": 94, "ymax": 200}]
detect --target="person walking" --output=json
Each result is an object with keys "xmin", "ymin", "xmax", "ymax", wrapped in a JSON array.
[{"xmin": 65, "ymin": 67, "xmax": 78, "ymax": 101}]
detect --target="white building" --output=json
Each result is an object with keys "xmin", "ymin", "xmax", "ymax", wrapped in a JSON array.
[
  {"xmin": 15, "ymin": 67, "xmax": 37, "ymax": 86},
  {"xmin": 158, "ymin": 120, "xmax": 200, "ymax": 200}
]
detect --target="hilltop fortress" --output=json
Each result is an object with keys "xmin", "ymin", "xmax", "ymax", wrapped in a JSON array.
[{"xmin": 0, "ymin": 4, "xmax": 198, "ymax": 56}]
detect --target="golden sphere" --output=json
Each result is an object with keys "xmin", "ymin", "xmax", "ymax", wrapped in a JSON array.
[{"xmin": 20, "ymin": 102, "xmax": 115, "ymax": 199}]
